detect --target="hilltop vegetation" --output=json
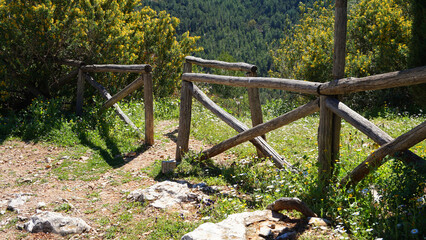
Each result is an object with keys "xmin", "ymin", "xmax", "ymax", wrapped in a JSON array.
[{"xmin": 142, "ymin": 0, "xmax": 316, "ymax": 76}]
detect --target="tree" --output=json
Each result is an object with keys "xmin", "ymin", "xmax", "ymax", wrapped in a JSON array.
[
  {"xmin": 270, "ymin": 0, "xmax": 416, "ymax": 112},
  {"xmin": 0, "ymin": 0, "xmax": 201, "ymax": 109}
]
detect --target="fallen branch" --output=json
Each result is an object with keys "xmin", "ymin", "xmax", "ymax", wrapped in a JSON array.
[{"xmin": 266, "ymin": 197, "xmax": 317, "ymax": 217}]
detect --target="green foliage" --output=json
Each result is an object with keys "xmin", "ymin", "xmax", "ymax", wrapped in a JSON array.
[
  {"xmin": 408, "ymin": 0, "xmax": 426, "ymax": 111},
  {"xmin": 271, "ymin": 0, "xmax": 411, "ymax": 80},
  {"xmin": 142, "ymin": 0, "xmax": 316, "ymax": 77},
  {"xmin": 0, "ymin": 0, "xmax": 200, "ymax": 109},
  {"xmin": 270, "ymin": 0, "xmax": 418, "ymax": 113}
]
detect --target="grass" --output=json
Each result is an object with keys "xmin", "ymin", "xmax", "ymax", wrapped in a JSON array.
[{"xmin": 0, "ymin": 95, "xmax": 425, "ymax": 239}]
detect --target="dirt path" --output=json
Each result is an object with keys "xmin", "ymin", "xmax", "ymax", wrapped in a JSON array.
[{"xmin": 0, "ymin": 120, "xmax": 222, "ymax": 239}]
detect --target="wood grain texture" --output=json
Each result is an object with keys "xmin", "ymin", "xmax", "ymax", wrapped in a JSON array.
[
  {"xmin": 182, "ymin": 73, "xmax": 320, "ymax": 95},
  {"xmin": 186, "ymin": 56, "xmax": 257, "ymax": 72}
]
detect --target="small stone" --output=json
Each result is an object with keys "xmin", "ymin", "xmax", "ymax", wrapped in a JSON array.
[
  {"xmin": 24, "ymin": 211, "xmax": 91, "ymax": 236},
  {"xmin": 0, "ymin": 210, "xmax": 6, "ymax": 215},
  {"xmin": 259, "ymin": 227, "xmax": 272, "ymax": 238},
  {"xmin": 80, "ymin": 156, "xmax": 89, "ymax": 161},
  {"xmin": 268, "ymin": 224, "xmax": 275, "ymax": 229},
  {"xmin": 308, "ymin": 217, "xmax": 331, "ymax": 227},
  {"xmin": 37, "ymin": 202, "xmax": 46, "ymax": 209},
  {"xmin": 7, "ymin": 194, "xmax": 32, "ymax": 212},
  {"xmin": 45, "ymin": 157, "xmax": 52, "ymax": 163},
  {"xmin": 60, "ymin": 156, "xmax": 70, "ymax": 160}
]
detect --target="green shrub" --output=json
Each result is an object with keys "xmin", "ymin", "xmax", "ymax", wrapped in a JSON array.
[{"xmin": 0, "ymin": 0, "xmax": 201, "ymax": 109}]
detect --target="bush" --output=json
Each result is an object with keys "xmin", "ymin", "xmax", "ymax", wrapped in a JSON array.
[
  {"xmin": 0, "ymin": 0, "xmax": 201, "ymax": 109},
  {"xmin": 270, "ymin": 0, "xmax": 418, "ymax": 113}
]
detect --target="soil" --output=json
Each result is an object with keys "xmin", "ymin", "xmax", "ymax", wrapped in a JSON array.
[{"xmin": 0, "ymin": 120, "xmax": 338, "ymax": 240}]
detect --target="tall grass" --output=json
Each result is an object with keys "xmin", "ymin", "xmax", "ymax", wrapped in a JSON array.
[{"xmin": 0, "ymin": 95, "xmax": 424, "ymax": 239}]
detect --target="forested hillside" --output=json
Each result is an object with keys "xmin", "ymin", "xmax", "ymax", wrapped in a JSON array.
[{"xmin": 142, "ymin": 0, "xmax": 316, "ymax": 76}]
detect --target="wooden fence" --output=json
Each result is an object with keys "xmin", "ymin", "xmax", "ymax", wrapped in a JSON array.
[
  {"xmin": 173, "ymin": 55, "xmax": 426, "ymax": 187},
  {"xmin": 60, "ymin": 59, "xmax": 154, "ymax": 146},
  {"xmin": 172, "ymin": 0, "xmax": 426, "ymax": 188}
]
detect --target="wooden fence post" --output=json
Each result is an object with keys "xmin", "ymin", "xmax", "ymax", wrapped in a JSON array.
[
  {"xmin": 247, "ymin": 71, "xmax": 266, "ymax": 158},
  {"xmin": 76, "ymin": 69, "xmax": 85, "ymax": 116},
  {"xmin": 143, "ymin": 72, "xmax": 154, "ymax": 146},
  {"xmin": 175, "ymin": 62, "xmax": 193, "ymax": 162},
  {"xmin": 318, "ymin": 0, "xmax": 347, "ymax": 187}
]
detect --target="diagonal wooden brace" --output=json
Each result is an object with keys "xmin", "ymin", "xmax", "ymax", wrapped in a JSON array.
[
  {"xmin": 341, "ymin": 120, "xmax": 426, "ymax": 186},
  {"xmin": 190, "ymin": 84, "xmax": 298, "ymax": 172},
  {"xmin": 325, "ymin": 97, "xmax": 426, "ymax": 167}
]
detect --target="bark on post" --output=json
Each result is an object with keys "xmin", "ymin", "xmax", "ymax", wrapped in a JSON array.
[
  {"xmin": 144, "ymin": 73, "xmax": 154, "ymax": 146},
  {"xmin": 76, "ymin": 69, "xmax": 85, "ymax": 116},
  {"xmin": 318, "ymin": 0, "xmax": 347, "ymax": 187},
  {"xmin": 247, "ymin": 71, "xmax": 266, "ymax": 158},
  {"xmin": 175, "ymin": 62, "xmax": 193, "ymax": 162}
]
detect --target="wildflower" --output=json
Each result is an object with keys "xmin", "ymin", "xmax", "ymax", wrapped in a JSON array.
[
  {"xmin": 366, "ymin": 228, "xmax": 373, "ymax": 232},
  {"xmin": 411, "ymin": 229, "xmax": 418, "ymax": 234},
  {"xmin": 361, "ymin": 188, "xmax": 369, "ymax": 194},
  {"xmin": 352, "ymin": 212, "xmax": 360, "ymax": 216}
]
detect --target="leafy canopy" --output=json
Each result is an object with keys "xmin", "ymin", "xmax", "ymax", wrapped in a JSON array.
[
  {"xmin": 0, "ymin": 0, "xmax": 201, "ymax": 109},
  {"xmin": 270, "ymin": 0, "xmax": 411, "ymax": 82}
]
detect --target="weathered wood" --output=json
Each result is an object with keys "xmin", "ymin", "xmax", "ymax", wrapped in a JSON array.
[
  {"xmin": 83, "ymin": 73, "xmax": 142, "ymax": 134},
  {"xmin": 176, "ymin": 63, "xmax": 193, "ymax": 162},
  {"xmin": 319, "ymin": 66, "xmax": 426, "ymax": 95},
  {"xmin": 201, "ymin": 99, "xmax": 319, "ymax": 161},
  {"xmin": 266, "ymin": 197, "xmax": 317, "ymax": 217},
  {"xmin": 58, "ymin": 59, "xmax": 85, "ymax": 67},
  {"xmin": 317, "ymin": 0, "xmax": 347, "ymax": 188},
  {"xmin": 341, "ymin": 120, "xmax": 426, "ymax": 187},
  {"xmin": 102, "ymin": 75, "xmax": 144, "ymax": 110},
  {"xmin": 318, "ymin": 96, "xmax": 337, "ymax": 183},
  {"xmin": 76, "ymin": 69, "xmax": 84, "ymax": 116},
  {"xmin": 143, "ymin": 73, "xmax": 154, "ymax": 146},
  {"xmin": 81, "ymin": 64, "xmax": 152, "ymax": 73},
  {"xmin": 247, "ymin": 71, "xmax": 265, "ymax": 158},
  {"xmin": 50, "ymin": 69, "xmax": 79, "ymax": 92},
  {"xmin": 185, "ymin": 56, "xmax": 257, "ymax": 72},
  {"xmin": 325, "ymin": 97, "xmax": 425, "ymax": 166},
  {"xmin": 162, "ymin": 160, "xmax": 177, "ymax": 174},
  {"xmin": 190, "ymin": 84, "xmax": 296, "ymax": 171},
  {"xmin": 183, "ymin": 73, "xmax": 321, "ymax": 95},
  {"xmin": 332, "ymin": 0, "xmax": 348, "ymax": 80}
]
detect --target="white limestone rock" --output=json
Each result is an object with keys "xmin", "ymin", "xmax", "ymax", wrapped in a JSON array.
[
  {"xmin": 181, "ymin": 210, "xmax": 285, "ymax": 240},
  {"xmin": 24, "ymin": 211, "xmax": 91, "ymax": 236}
]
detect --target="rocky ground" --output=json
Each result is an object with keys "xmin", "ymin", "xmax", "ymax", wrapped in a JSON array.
[{"xmin": 0, "ymin": 121, "xmax": 340, "ymax": 239}]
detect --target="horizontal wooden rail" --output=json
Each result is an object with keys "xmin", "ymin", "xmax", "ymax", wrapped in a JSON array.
[
  {"xmin": 190, "ymin": 84, "xmax": 297, "ymax": 171},
  {"xmin": 325, "ymin": 97, "xmax": 425, "ymax": 166},
  {"xmin": 201, "ymin": 99, "xmax": 319, "ymax": 161},
  {"xmin": 186, "ymin": 56, "xmax": 257, "ymax": 73},
  {"xmin": 57, "ymin": 59, "xmax": 85, "ymax": 67},
  {"xmin": 183, "ymin": 73, "xmax": 320, "ymax": 95},
  {"xmin": 319, "ymin": 66, "xmax": 426, "ymax": 95},
  {"xmin": 81, "ymin": 64, "xmax": 152, "ymax": 73},
  {"xmin": 102, "ymin": 75, "xmax": 144, "ymax": 110},
  {"xmin": 341, "ymin": 120, "xmax": 426, "ymax": 186}
]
